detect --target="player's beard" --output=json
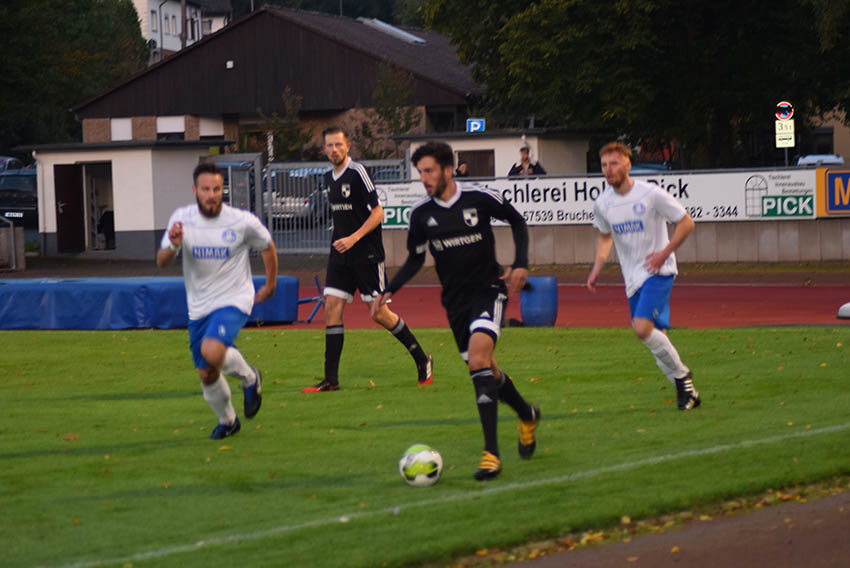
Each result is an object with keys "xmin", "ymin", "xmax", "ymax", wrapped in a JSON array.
[
  {"xmin": 329, "ymin": 152, "xmax": 347, "ymax": 168},
  {"xmin": 430, "ymin": 171, "xmax": 449, "ymax": 200},
  {"xmin": 196, "ymin": 196, "xmax": 222, "ymax": 218},
  {"xmin": 605, "ymin": 169, "xmax": 628, "ymax": 190}
]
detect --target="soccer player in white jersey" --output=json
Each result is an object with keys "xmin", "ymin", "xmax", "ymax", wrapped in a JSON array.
[
  {"xmin": 587, "ymin": 142, "xmax": 701, "ymax": 411},
  {"xmin": 157, "ymin": 162, "xmax": 279, "ymax": 439}
]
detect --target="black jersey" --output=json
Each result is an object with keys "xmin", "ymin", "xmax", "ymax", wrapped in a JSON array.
[
  {"xmin": 325, "ymin": 159, "xmax": 385, "ymax": 265},
  {"xmin": 388, "ymin": 184, "xmax": 529, "ymax": 310}
]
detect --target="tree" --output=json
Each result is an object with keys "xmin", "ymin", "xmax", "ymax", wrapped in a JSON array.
[
  {"xmin": 258, "ymin": 87, "xmax": 313, "ymax": 160},
  {"xmin": 0, "ymin": 0, "xmax": 148, "ymax": 156},
  {"xmin": 349, "ymin": 62, "xmax": 422, "ymax": 158},
  {"xmin": 426, "ymin": 0, "xmax": 850, "ymax": 168}
]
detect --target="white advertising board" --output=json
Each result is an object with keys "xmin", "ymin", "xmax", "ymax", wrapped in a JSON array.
[{"xmin": 376, "ymin": 170, "xmax": 816, "ymax": 228}]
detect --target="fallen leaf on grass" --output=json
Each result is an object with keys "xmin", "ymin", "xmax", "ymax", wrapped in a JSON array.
[
  {"xmin": 580, "ymin": 531, "xmax": 604, "ymax": 545},
  {"xmin": 62, "ymin": 433, "xmax": 79, "ymax": 441},
  {"xmin": 369, "ymin": 380, "xmax": 376, "ymax": 389},
  {"xmin": 218, "ymin": 445, "xmax": 232, "ymax": 451}
]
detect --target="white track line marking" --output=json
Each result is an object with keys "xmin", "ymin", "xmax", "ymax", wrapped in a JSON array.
[{"xmin": 50, "ymin": 422, "xmax": 850, "ymax": 568}]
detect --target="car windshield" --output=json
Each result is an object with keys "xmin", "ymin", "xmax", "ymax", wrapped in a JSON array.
[{"xmin": 0, "ymin": 174, "xmax": 36, "ymax": 193}]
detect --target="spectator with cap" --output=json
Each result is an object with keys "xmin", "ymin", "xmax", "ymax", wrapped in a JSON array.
[{"xmin": 508, "ymin": 145, "xmax": 546, "ymax": 177}]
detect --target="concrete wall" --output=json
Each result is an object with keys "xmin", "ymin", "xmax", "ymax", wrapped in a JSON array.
[
  {"xmin": 380, "ymin": 218, "xmax": 850, "ymax": 267},
  {"xmin": 408, "ymin": 135, "xmax": 589, "ymax": 179},
  {"xmin": 33, "ymin": 147, "xmax": 208, "ymax": 259}
]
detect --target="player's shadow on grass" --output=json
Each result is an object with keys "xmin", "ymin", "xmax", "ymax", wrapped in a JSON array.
[
  {"xmin": 0, "ymin": 438, "xmax": 195, "ymax": 461},
  {"xmin": 333, "ymin": 412, "xmax": 575, "ymax": 430},
  {"xmin": 64, "ymin": 389, "xmax": 199, "ymax": 401}
]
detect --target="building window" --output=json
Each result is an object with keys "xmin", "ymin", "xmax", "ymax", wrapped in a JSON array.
[
  {"xmin": 150, "ymin": 10, "xmax": 157, "ymax": 33},
  {"xmin": 172, "ymin": 15, "xmax": 177, "ymax": 36},
  {"xmin": 157, "ymin": 116, "xmax": 186, "ymax": 141},
  {"xmin": 163, "ymin": 14, "xmax": 170, "ymax": 35},
  {"xmin": 110, "ymin": 118, "xmax": 132, "ymax": 142}
]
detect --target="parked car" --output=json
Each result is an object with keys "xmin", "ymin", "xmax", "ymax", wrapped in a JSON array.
[
  {"xmin": 0, "ymin": 168, "xmax": 38, "ymax": 230},
  {"xmin": 0, "ymin": 156, "xmax": 24, "ymax": 172},
  {"xmin": 264, "ymin": 167, "xmax": 330, "ymax": 228},
  {"xmin": 794, "ymin": 154, "xmax": 845, "ymax": 167}
]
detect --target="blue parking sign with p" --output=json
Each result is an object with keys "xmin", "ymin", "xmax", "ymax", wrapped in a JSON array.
[{"xmin": 466, "ymin": 118, "xmax": 485, "ymax": 133}]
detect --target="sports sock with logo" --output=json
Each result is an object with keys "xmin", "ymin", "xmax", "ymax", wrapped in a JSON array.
[
  {"xmin": 641, "ymin": 328, "xmax": 689, "ymax": 383},
  {"xmin": 471, "ymin": 368, "xmax": 500, "ymax": 456},
  {"xmin": 201, "ymin": 373, "xmax": 237, "ymax": 425},
  {"xmin": 497, "ymin": 371, "xmax": 534, "ymax": 421},
  {"xmin": 389, "ymin": 317, "xmax": 428, "ymax": 365},
  {"xmin": 222, "ymin": 346, "xmax": 256, "ymax": 388},
  {"xmin": 324, "ymin": 325, "xmax": 344, "ymax": 385}
]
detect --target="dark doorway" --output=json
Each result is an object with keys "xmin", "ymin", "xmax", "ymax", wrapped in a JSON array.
[
  {"xmin": 54, "ymin": 164, "xmax": 85, "ymax": 253},
  {"xmin": 457, "ymin": 150, "xmax": 495, "ymax": 177}
]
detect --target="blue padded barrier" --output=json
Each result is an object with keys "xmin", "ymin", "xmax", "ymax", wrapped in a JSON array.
[{"xmin": 0, "ymin": 276, "xmax": 298, "ymax": 330}]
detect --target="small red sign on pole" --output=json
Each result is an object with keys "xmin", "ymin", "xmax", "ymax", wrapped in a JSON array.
[{"xmin": 776, "ymin": 101, "xmax": 794, "ymax": 120}]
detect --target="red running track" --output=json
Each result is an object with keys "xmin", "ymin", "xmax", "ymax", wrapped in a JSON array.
[{"xmin": 286, "ymin": 284, "xmax": 850, "ymax": 330}]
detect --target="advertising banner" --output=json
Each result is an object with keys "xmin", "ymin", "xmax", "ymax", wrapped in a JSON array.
[
  {"xmin": 816, "ymin": 167, "xmax": 850, "ymax": 217},
  {"xmin": 377, "ymin": 169, "xmax": 817, "ymax": 229}
]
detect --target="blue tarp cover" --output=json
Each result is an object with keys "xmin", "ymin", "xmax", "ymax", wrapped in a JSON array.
[{"xmin": 0, "ymin": 276, "xmax": 298, "ymax": 330}]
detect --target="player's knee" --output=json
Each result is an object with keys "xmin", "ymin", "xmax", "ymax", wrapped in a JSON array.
[
  {"xmin": 200, "ymin": 339, "xmax": 226, "ymax": 368},
  {"xmin": 198, "ymin": 366, "xmax": 218, "ymax": 385},
  {"xmin": 632, "ymin": 319, "xmax": 654, "ymax": 340}
]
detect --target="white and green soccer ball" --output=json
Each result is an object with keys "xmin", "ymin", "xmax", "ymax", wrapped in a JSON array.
[{"xmin": 398, "ymin": 444, "xmax": 443, "ymax": 487}]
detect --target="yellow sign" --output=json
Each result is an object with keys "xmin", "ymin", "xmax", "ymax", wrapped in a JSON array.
[
  {"xmin": 815, "ymin": 167, "xmax": 850, "ymax": 217},
  {"xmin": 775, "ymin": 119, "xmax": 795, "ymax": 148}
]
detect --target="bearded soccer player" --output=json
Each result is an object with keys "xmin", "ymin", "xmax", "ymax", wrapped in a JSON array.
[
  {"xmin": 373, "ymin": 141, "xmax": 540, "ymax": 480},
  {"xmin": 302, "ymin": 126, "xmax": 433, "ymax": 392},
  {"xmin": 157, "ymin": 162, "xmax": 278, "ymax": 439},
  {"xmin": 587, "ymin": 141, "xmax": 701, "ymax": 411}
]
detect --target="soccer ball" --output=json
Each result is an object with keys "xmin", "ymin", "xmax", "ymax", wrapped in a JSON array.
[{"xmin": 398, "ymin": 444, "xmax": 443, "ymax": 487}]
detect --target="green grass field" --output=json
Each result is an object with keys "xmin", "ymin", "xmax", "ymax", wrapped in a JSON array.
[{"xmin": 2, "ymin": 326, "xmax": 849, "ymax": 568}]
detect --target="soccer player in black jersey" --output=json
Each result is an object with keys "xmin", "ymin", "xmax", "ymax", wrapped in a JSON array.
[
  {"xmin": 302, "ymin": 126, "xmax": 433, "ymax": 393},
  {"xmin": 373, "ymin": 141, "xmax": 541, "ymax": 480}
]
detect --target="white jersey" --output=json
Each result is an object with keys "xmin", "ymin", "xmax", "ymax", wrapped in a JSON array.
[
  {"xmin": 592, "ymin": 180, "xmax": 687, "ymax": 298},
  {"xmin": 161, "ymin": 204, "xmax": 272, "ymax": 320}
]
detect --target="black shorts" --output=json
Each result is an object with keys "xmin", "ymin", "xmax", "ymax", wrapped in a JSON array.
[
  {"xmin": 446, "ymin": 284, "xmax": 507, "ymax": 361},
  {"xmin": 325, "ymin": 260, "xmax": 386, "ymax": 303}
]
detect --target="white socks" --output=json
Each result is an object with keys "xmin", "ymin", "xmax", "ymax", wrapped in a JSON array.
[
  {"xmin": 202, "ymin": 374, "xmax": 237, "ymax": 425},
  {"xmin": 641, "ymin": 329, "xmax": 689, "ymax": 384},
  {"xmin": 222, "ymin": 347, "xmax": 257, "ymax": 388}
]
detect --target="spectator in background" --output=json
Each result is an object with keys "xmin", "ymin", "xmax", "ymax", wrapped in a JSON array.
[
  {"xmin": 508, "ymin": 146, "xmax": 546, "ymax": 177},
  {"xmin": 455, "ymin": 160, "xmax": 469, "ymax": 177}
]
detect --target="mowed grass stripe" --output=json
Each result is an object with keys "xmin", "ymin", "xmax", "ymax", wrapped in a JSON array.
[
  {"xmin": 49, "ymin": 421, "xmax": 850, "ymax": 568},
  {"xmin": 2, "ymin": 327, "xmax": 848, "ymax": 568}
]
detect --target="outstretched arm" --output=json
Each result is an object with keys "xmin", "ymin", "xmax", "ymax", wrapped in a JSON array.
[
  {"xmin": 587, "ymin": 232, "xmax": 613, "ymax": 293},
  {"xmin": 254, "ymin": 242, "xmax": 278, "ymax": 303},
  {"xmin": 645, "ymin": 212, "xmax": 694, "ymax": 273}
]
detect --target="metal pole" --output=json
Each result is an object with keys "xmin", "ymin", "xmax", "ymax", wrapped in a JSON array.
[
  {"xmin": 0, "ymin": 216, "xmax": 17, "ymax": 271},
  {"xmin": 785, "ymin": 148, "xmax": 788, "ymax": 167}
]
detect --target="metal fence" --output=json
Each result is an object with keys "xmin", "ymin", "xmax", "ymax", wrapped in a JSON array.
[{"xmin": 219, "ymin": 159, "xmax": 406, "ymax": 255}]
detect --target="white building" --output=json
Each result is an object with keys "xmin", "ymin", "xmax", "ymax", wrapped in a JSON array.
[{"xmin": 131, "ymin": 0, "xmax": 232, "ymax": 63}]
